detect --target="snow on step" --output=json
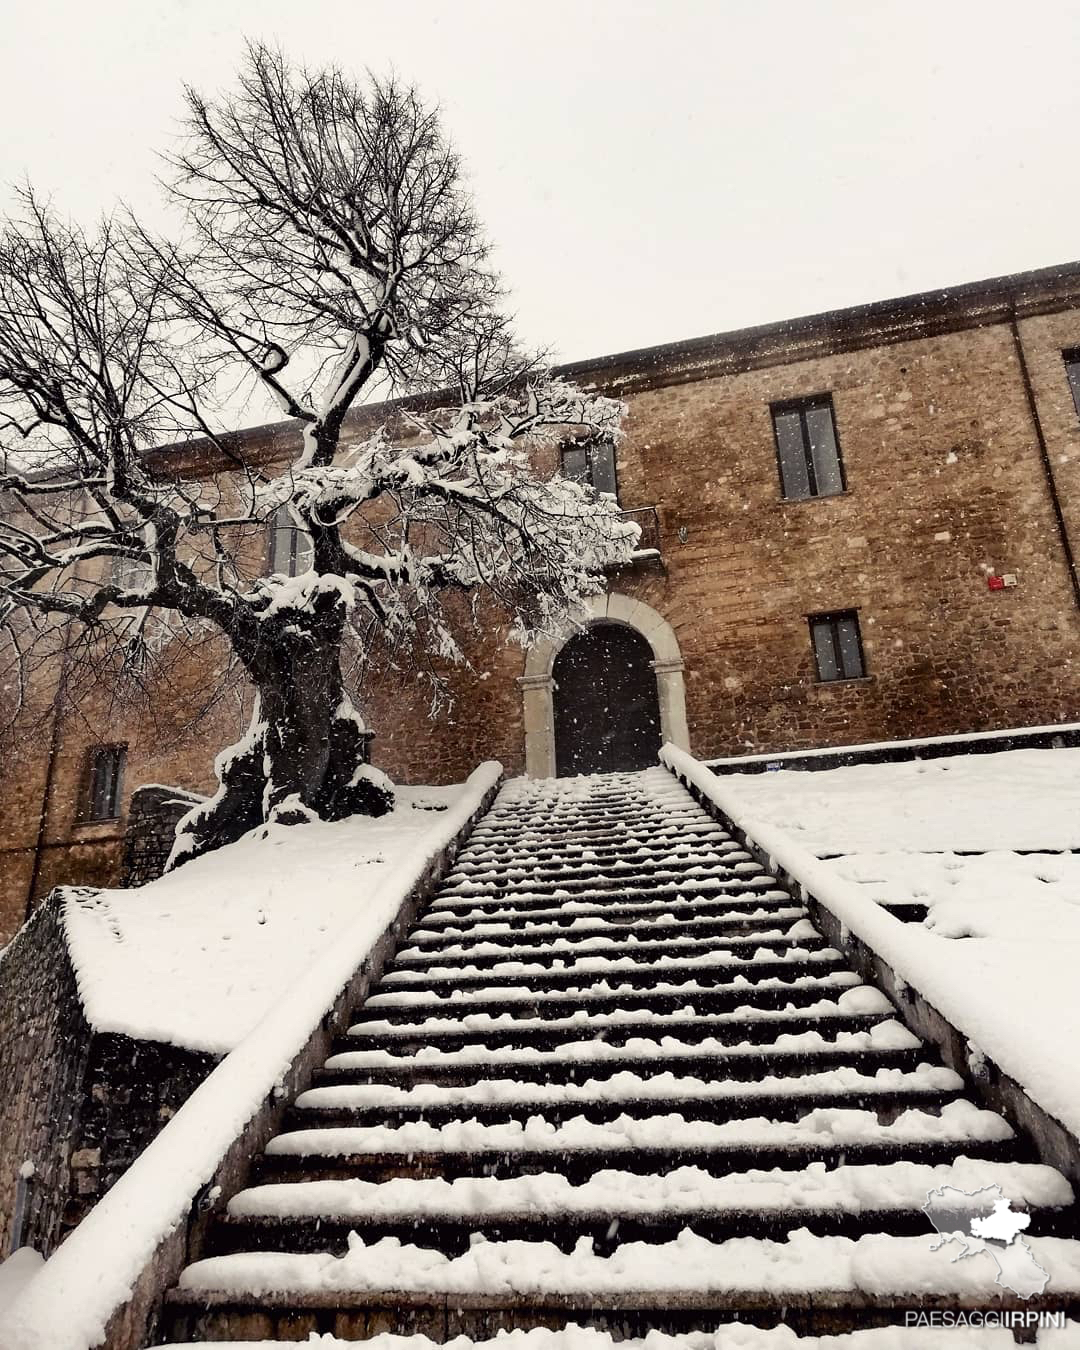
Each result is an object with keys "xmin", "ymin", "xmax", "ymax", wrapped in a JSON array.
[
  {"xmin": 153, "ymin": 1322, "xmax": 1057, "ymax": 1350},
  {"xmin": 227, "ymin": 1158, "xmax": 1070, "ymax": 1221},
  {"xmin": 161, "ymin": 768, "xmax": 1080, "ymax": 1345},
  {"xmin": 420, "ymin": 889, "xmax": 795, "ymax": 924},
  {"xmin": 294, "ymin": 1063, "xmax": 964, "ymax": 1112},
  {"xmin": 365, "ymin": 970, "xmax": 863, "ymax": 1009},
  {"xmin": 378, "ymin": 946, "xmax": 841, "ymax": 985},
  {"xmin": 176, "ymin": 1227, "xmax": 1080, "ymax": 1297},
  {"xmin": 347, "ymin": 986, "xmax": 895, "ymax": 1039},
  {"xmin": 392, "ymin": 920, "xmax": 818, "ymax": 963},
  {"xmin": 324, "ymin": 1020, "xmax": 920, "ymax": 1072},
  {"xmin": 407, "ymin": 906, "xmax": 809, "ymax": 942},
  {"xmin": 438, "ymin": 865, "xmax": 764, "ymax": 897},
  {"xmin": 266, "ymin": 1099, "xmax": 1015, "ymax": 1158}
]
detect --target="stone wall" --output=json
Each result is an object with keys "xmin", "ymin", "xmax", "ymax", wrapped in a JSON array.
[
  {"xmin": 0, "ymin": 896, "xmax": 90, "ymax": 1258},
  {"xmin": 0, "ymin": 892, "xmax": 219, "ymax": 1257},
  {"xmin": 121, "ymin": 784, "xmax": 206, "ymax": 887}
]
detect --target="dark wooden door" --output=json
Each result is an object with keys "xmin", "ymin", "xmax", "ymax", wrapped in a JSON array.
[{"xmin": 553, "ymin": 623, "xmax": 662, "ymax": 776}]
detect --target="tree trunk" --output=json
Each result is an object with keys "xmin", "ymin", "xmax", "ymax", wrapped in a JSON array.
[{"xmin": 167, "ymin": 628, "xmax": 393, "ymax": 869}]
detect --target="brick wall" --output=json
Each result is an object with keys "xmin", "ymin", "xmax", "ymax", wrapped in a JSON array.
[{"xmin": 6, "ymin": 291, "xmax": 1080, "ymax": 938}]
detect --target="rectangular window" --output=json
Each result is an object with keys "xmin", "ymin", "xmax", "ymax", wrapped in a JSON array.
[
  {"xmin": 1063, "ymin": 350, "xmax": 1080, "ymax": 420},
  {"xmin": 269, "ymin": 505, "xmax": 314, "ymax": 576},
  {"xmin": 809, "ymin": 610, "xmax": 866, "ymax": 682},
  {"xmin": 110, "ymin": 552, "xmax": 150, "ymax": 593},
  {"xmin": 84, "ymin": 745, "xmax": 126, "ymax": 822},
  {"xmin": 771, "ymin": 396, "xmax": 845, "ymax": 501},
  {"xmin": 560, "ymin": 441, "xmax": 618, "ymax": 499}
]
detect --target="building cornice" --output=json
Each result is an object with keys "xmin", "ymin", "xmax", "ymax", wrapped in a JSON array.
[
  {"xmin": 152, "ymin": 258, "xmax": 1080, "ymax": 473},
  {"xmin": 558, "ymin": 259, "xmax": 1080, "ymax": 397}
]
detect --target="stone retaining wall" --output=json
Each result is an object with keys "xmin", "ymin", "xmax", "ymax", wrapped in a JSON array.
[
  {"xmin": 0, "ymin": 891, "xmax": 219, "ymax": 1259},
  {"xmin": 121, "ymin": 785, "xmax": 206, "ymax": 887}
]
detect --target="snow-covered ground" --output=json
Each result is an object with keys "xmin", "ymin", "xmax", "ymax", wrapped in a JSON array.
[
  {"xmin": 62, "ymin": 783, "xmax": 467, "ymax": 1054},
  {"xmin": 677, "ymin": 747, "xmax": 1080, "ymax": 1140},
  {"xmin": 718, "ymin": 749, "xmax": 1080, "ymax": 855}
]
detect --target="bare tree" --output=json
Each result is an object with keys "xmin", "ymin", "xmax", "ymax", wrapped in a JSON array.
[{"xmin": 0, "ymin": 45, "xmax": 637, "ymax": 866}]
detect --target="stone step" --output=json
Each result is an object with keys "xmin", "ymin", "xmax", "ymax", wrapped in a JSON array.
[
  {"xmin": 418, "ymin": 890, "xmax": 795, "ymax": 929},
  {"xmin": 465, "ymin": 823, "xmax": 731, "ymax": 849},
  {"xmin": 389, "ymin": 930, "xmax": 827, "ymax": 972},
  {"xmin": 158, "ymin": 1307, "xmax": 1078, "ymax": 1347},
  {"xmin": 254, "ymin": 1098, "xmax": 1020, "ymax": 1183},
  {"xmin": 374, "ymin": 949, "xmax": 844, "ymax": 995},
  {"xmin": 201, "ymin": 1197, "xmax": 1075, "ymax": 1261},
  {"xmin": 405, "ymin": 908, "xmax": 809, "ymax": 948},
  {"xmin": 338, "ymin": 1007, "xmax": 895, "ymax": 1052},
  {"xmin": 457, "ymin": 837, "xmax": 743, "ymax": 867},
  {"xmin": 428, "ymin": 878, "xmax": 784, "ymax": 910},
  {"xmin": 160, "ymin": 1285, "xmax": 1080, "ymax": 1345},
  {"xmin": 357, "ymin": 971, "xmax": 866, "ymax": 1021},
  {"xmin": 448, "ymin": 850, "xmax": 749, "ymax": 883},
  {"xmin": 252, "ymin": 1132, "xmax": 1021, "ymax": 1184},
  {"xmin": 159, "ymin": 768, "xmax": 1076, "ymax": 1350},
  {"xmin": 436, "ymin": 865, "xmax": 765, "ymax": 902},
  {"xmin": 312, "ymin": 1043, "xmax": 926, "ymax": 1089},
  {"xmin": 284, "ymin": 1076, "xmax": 967, "ymax": 1130}
]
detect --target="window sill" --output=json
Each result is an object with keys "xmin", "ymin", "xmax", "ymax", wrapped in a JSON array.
[
  {"xmin": 780, "ymin": 489, "xmax": 850, "ymax": 507},
  {"xmin": 810, "ymin": 675, "xmax": 874, "ymax": 690},
  {"xmin": 72, "ymin": 817, "xmax": 123, "ymax": 832}
]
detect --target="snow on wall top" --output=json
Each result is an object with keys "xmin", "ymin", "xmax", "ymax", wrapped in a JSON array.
[
  {"xmin": 61, "ymin": 783, "xmax": 468, "ymax": 1056},
  {"xmin": 714, "ymin": 747, "xmax": 1080, "ymax": 855},
  {"xmin": 662, "ymin": 744, "xmax": 1080, "ymax": 1143}
]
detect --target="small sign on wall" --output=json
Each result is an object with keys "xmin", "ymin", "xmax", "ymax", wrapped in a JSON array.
[{"xmin": 987, "ymin": 573, "xmax": 1018, "ymax": 591}]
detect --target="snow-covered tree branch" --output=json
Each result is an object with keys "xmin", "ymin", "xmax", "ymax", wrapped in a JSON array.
[{"xmin": 0, "ymin": 45, "xmax": 637, "ymax": 867}]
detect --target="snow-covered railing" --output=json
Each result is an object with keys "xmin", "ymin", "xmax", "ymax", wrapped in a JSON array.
[
  {"xmin": 704, "ymin": 719, "xmax": 1080, "ymax": 774},
  {"xmin": 660, "ymin": 744, "xmax": 1080, "ymax": 1191},
  {"xmin": 3, "ymin": 761, "xmax": 503, "ymax": 1350}
]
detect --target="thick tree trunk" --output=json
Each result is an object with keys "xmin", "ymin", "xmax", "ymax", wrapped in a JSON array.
[{"xmin": 167, "ymin": 629, "xmax": 393, "ymax": 869}]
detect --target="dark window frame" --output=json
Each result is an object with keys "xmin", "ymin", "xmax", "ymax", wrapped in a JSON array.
[
  {"xmin": 1063, "ymin": 349, "xmax": 1080, "ymax": 421},
  {"xmin": 82, "ymin": 744, "xmax": 127, "ymax": 823},
  {"xmin": 770, "ymin": 394, "xmax": 847, "ymax": 501},
  {"xmin": 560, "ymin": 440, "xmax": 620, "ymax": 501},
  {"xmin": 808, "ymin": 609, "xmax": 867, "ymax": 683}
]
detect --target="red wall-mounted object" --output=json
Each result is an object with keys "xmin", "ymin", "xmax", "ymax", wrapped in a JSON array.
[{"xmin": 987, "ymin": 575, "xmax": 1005, "ymax": 591}]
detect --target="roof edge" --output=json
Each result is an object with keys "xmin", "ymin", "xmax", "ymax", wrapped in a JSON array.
[{"xmin": 156, "ymin": 257, "xmax": 1080, "ymax": 470}]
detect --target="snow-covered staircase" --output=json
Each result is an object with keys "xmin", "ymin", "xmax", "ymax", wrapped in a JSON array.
[{"xmin": 161, "ymin": 768, "xmax": 1080, "ymax": 1344}]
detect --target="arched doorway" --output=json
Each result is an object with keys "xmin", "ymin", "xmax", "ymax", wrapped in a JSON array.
[{"xmin": 552, "ymin": 622, "xmax": 662, "ymax": 776}]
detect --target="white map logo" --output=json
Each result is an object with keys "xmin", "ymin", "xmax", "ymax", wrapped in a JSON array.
[{"xmin": 923, "ymin": 1184, "xmax": 1050, "ymax": 1299}]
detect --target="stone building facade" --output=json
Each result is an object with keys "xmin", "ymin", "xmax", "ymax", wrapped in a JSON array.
[{"xmin": 5, "ymin": 259, "xmax": 1080, "ymax": 939}]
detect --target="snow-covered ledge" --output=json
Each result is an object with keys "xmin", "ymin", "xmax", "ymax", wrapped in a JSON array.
[
  {"xmin": 660, "ymin": 743, "xmax": 1080, "ymax": 1192},
  {"xmin": 520, "ymin": 592, "xmax": 689, "ymax": 777},
  {"xmin": 3, "ymin": 761, "xmax": 503, "ymax": 1350}
]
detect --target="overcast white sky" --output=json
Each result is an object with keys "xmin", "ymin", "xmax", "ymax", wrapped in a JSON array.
[{"xmin": 4, "ymin": 0, "xmax": 1080, "ymax": 381}]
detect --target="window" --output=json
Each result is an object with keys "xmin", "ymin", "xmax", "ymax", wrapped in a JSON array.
[
  {"xmin": 84, "ymin": 745, "xmax": 126, "ymax": 822},
  {"xmin": 1063, "ymin": 350, "xmax": 1080, "ymax": 420},
  {"xmin": 771, "ymin": 395, "xmax": 845, "ymax": 501},
  {"xmin": 268, "ymin": 505, "xmax": 314, "ymax": 576},
  {"xmin": 809, "ymin": 610, "xmax": 866, "ymax": 682},
  {"xmin": 561, "ymin": 440, "xmax": 618, "ymax": 499},
  {"xmin": 110, "ymin": 552, "xmax": 150, "ymax": 593}
]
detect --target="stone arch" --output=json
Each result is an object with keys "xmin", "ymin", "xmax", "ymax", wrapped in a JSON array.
[{"xmin": 518, "ymin": 593, "xmax": 690, "ymax": 778}]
